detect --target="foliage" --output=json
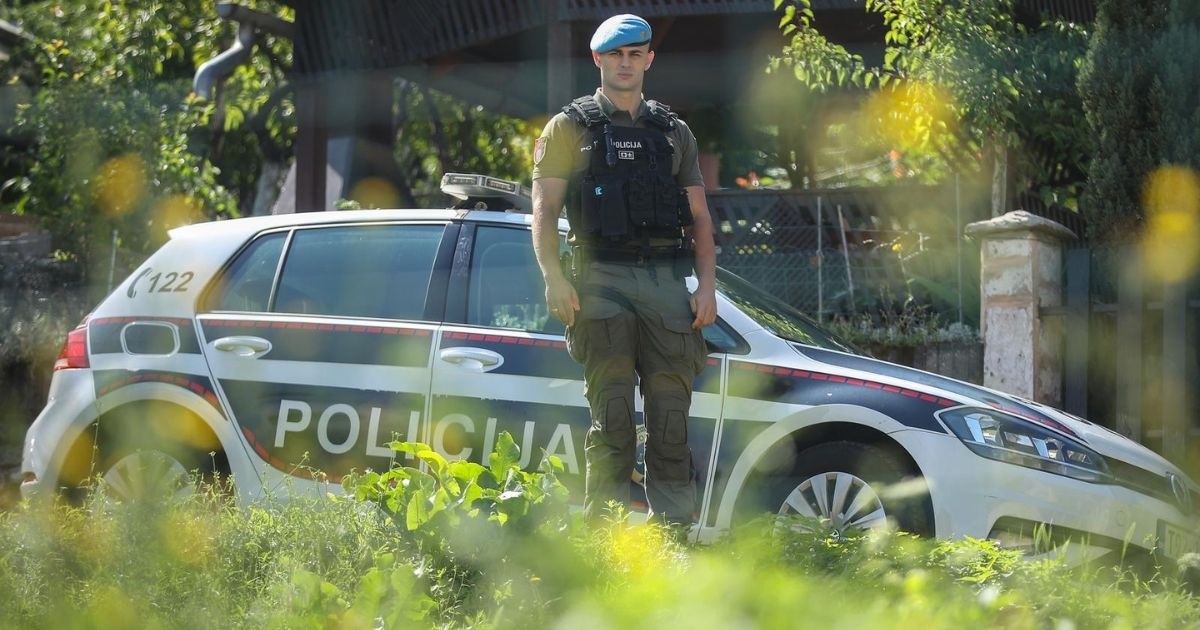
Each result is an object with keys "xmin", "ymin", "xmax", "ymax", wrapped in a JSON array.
[
  {"xmin": 826, "ymin": 307, "xmax": 979, "ymax": 348},
  {"xmin": 343, "ymin": 433, "xmax": 571, "ymax": 548},
  {"xmin": 0, "ymin": 0, "xmax": 295, "ymax": 263},
  {"xmin": 3, "ymin": 438, "xmax": 1200, "ymax": 628},
  {"xmin": 388, "ymin": 82, "xmax": 535, "ymax": 209},
  {"xmin": 1078, "ymin": 0, "xmax": 1200, "ymax": 241},
  {"xmin": 0, "ymin": 1, "xmax": 536, "ymax": 261},
  {"xmin": 772, "ymin": 0, "xmax": 1092, "ymax": 208},
  {"xmin": 342, "ymin": 434, "xmax": 577, "ymax": 622}
]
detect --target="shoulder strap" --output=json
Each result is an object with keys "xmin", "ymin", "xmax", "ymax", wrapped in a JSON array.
[
  {"xmin": 562, "ymin": 95, "xmax": 609, "ymax": 130},
  {"xmin": 644, "ymin": 99, "xmax": 677, "ymax": 132}
]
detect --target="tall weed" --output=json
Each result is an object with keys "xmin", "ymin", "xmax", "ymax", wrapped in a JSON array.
[{"xmin": 0, "ymin": 436, "xmax": 1197, "ymax": 628}]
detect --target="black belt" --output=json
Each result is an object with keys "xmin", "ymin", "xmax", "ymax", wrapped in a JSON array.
[{"xmin": 588, "ymin": 247, "xmax": 680, "ymax": 264}]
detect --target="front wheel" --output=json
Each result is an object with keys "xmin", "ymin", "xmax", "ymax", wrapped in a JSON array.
[{"xmin": 765, "ymin": 441, "xmax": 933, "ymax": 537}]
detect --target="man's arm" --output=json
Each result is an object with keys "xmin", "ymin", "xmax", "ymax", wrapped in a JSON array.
[
  {"xmin": 532, "ymin": 177, "xmax": 579, "ymax": 326},
  {"xmin": 686, "ymin": 185, "xmax": 717, "ymax": 330}
]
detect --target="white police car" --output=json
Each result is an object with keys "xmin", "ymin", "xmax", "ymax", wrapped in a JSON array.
[{"xmin": 21, "ymin": 174, "xmax": 1200, "ymax": 560}]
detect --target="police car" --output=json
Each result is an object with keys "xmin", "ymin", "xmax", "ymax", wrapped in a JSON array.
[{"xmin": 20, "ymin": 174, "xmax": 1200, "ymax": 560}]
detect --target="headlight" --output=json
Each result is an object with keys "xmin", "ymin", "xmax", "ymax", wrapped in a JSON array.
[{"xmin": 940, "ymin": 408, "xmax": 1109, "ymax": 482}]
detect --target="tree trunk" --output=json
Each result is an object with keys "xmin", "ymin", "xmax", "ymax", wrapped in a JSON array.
[{"xmin": 250, "ymin": 160, "xmax": 284, "ymax": 216}]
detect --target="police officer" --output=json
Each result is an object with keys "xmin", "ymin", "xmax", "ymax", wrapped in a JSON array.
[{"xmin": 531, "ymin": 14, "xmax": 717, "ymax": 526}]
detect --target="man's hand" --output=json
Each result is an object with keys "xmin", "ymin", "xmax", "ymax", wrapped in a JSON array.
[
  {"xmin": 689, "ymin": 287, "xmax": 716, "ymax": 330},
  {"xmin": 685, "ymin": 184, "xmax": 718, "ymax": 330},
  {"xmin": 546, "ymin": 276, "xmax": 580, "ymax": 326}
]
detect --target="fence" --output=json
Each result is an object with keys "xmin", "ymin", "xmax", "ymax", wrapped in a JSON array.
[
  {"xmin": 1046, "ymin": 245, "xmax": 1199, "ymax": 470},
  {"xmin": 705, "ymin": 183, "xmax": 983, "ymax": 324}
]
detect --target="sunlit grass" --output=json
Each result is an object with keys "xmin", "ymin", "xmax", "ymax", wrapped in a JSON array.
[{"xmin": 1, "ymin": 481, "xmax": 1197, "ymax": 628}]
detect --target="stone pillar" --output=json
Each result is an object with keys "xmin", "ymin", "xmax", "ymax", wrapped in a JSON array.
[{"xmin": 964, "ymin": 211, "xmax": 1076, "ymax": 406}]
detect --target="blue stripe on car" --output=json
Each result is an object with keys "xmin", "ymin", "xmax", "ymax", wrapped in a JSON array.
[
  {"xmin": 797, "ymin": 345, "xmax": 1083, "ymax": 439},
  {"xmin": 200, "ymin": 319, "xmax": 433, "ymax": 368},
  {"xmin": 727, "ymin": 360, "xmax": 952, "ymax": 433},
  {"xmin": 94, "ymin": 369, "xmax": 225, "ymax": 418},
  {"xmin": 90, "ymin": 317, "xmax": 201, "ymax": 355},
  {"xmin": 440, "ymin": 331, "xmax": 723, "ymax": 393}
]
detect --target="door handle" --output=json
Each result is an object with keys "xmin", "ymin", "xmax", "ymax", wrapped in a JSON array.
[
  {"xmin": 212, "ymin": 335, "xmax": 272, "ymax": 358},
  {"xmin": 439, "ymin": 347, "xmax": 503, "ymax": 372}
]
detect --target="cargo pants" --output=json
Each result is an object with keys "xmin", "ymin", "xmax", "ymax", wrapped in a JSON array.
[{"xmin": 565, "ymin": 259, "xmax": 709, "ymax": 524}]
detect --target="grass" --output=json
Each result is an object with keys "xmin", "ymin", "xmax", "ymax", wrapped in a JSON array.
[{"xmin": 1, "ymin": 466, "xmax": 1198, "ymax": 629}]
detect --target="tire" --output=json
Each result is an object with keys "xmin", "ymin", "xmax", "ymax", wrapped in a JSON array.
[
  {"xmin": 62, "ymin": 406, "xmax": 229, "ymax": 505},
  {"xmin": 761, "ymin": 441, "xmax": 933, "ymax": 537}
]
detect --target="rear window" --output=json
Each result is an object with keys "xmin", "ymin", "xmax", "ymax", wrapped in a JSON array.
[
  {"xmin": 207, "ymin": 232, "xmax": 286, "ymax": 312},
  {"xmin": 206, "ymin": 224, "xmax": 446, "ymax": 321}
]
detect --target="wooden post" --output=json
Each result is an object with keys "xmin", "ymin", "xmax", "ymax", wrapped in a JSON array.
[
  {"xmin": 1162, "ymin": 277, "xmax": 1188, "ymax": 464},
  {"xmin": 294, "ymin": 80, "xmax": 327, "ymax": 213},
  {"xmin": 1063, "ymin": 248, "xmax": 1089, "ymax": 417},
  {"xmin": 1115, "ymin": 246, "xmax": 1143, "ymax": 441},
  {"xmin": 546, "ymin": 1, "xmax": 573, "ymax": 114}
]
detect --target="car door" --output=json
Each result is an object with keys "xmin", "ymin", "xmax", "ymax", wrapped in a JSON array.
[
  {"xmin": 428, "ymin": 221, "xmax": 726, "ymax": 517},
  {"xmin": 196, "ymin": 220, "xmax": 456, "ymax": 484}
]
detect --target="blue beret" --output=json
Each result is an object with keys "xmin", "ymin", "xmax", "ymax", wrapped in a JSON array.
[{"xmin": 590, "ymin": 14, "xmax": 652, "ymax": 53}]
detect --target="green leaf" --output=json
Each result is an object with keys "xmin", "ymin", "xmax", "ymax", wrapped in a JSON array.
[
  {"xmin": 780, "ymin": 5, "xmax": 795, "ymax": 29},
  {"xmin": 488, "ymin": 431, "xmax": 521, "ymax": 476},
  {"xmin": 539, "ymin": 454, "xmax": 565, "ymax": 474},
  {"xmin": 389, "ymin": 441, "xmax": 430, "ymax": 457},
  {"xmin": 416, "ymin": 449, "xmax": 447, "ymax": 476},
  {"xmin": 447, "ymin": 460, "xmax": 487, "ymax": 484},
  {"xmin": 406, "ymin": 491, "xmax": 429, "ymax": 530}
]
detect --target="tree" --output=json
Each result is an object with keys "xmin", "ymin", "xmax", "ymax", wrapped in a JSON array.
[
  {"xmin": 390, "ymin": 81, "xmax": 533, "ymax": 209},
  {"xmin": 1078, "ymin": 0, "xmax": 1200, "ymax": 242},
  {"xmin": 2, "ymin": 0, "xmax": 543, "ymax": 266},
  {"xmin": 0, "ymin": 0, "xmax": 296, "ymax": 262},
  {"xmin": 773, "ymin": 0, "xmax": 1091, "ymax": 215}
]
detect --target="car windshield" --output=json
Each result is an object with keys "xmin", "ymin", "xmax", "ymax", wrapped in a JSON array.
[{"xmin": 716, "ymin": 268, "xmax": 858, "ymax": 354}]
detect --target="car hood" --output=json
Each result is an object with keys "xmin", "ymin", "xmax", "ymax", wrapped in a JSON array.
[{"xmin": 794, "ymin": 345, "xmax": 1193, "ymax": 483}]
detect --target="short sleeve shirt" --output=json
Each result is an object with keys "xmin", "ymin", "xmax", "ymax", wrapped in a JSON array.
[{"xmin": 532, "ymin": 88, "xmax": 705, "ymax": 188}]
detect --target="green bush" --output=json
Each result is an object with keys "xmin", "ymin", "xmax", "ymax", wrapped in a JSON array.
[
  {"xmin": 1079, "ymin": 0, "xmax": 1200, "ymax": 241},
  {"xmin": 826, "ymin": 307, "xmax": 980, "ymax": 349},
  {"xmin": 1, "ymin": 435, "xmax": 1197, "ymax": 628}
]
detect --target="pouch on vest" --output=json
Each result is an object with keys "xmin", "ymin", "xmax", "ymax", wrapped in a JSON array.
[
  {"xmin": 676, "ymin": 188, "xmax": 693, "ymax": 227},
  {"xmin": 627, "ymin": 174, "xmax": 655, "ymax": 229},
  {"xmin": 655, "ymin": 174, "xmax": 682, "ymax": 228},
  {"xmin": 581, "ymin": 175, "xmax": 628, "ymax": 239}
]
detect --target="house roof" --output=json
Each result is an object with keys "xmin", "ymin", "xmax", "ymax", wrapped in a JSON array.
[{"xmin": 287, "ymin": 0, "xmax": 1094, "ymax": 117}]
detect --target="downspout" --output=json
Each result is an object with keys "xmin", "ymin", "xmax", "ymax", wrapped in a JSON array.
[{"xmin": 193, "ymin": 21, "xmax": 257, "ymax": 99}]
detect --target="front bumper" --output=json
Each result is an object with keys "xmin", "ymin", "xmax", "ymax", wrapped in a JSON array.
[{"xmin": 896, "ymin": 430, "xmax": 1199, "ymax": 555}]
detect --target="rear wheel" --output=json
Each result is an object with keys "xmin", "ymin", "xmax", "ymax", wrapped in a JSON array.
[
  {"xmin": 763, "ymin": 441, "xmax": 932, "ymax": 537},
  {"xmin": 61, "ymin": 404, "xmax": 229, "ymax": 505},
  {"xmin": 100, "ymin": 449, "xmax": 201, "ymax": 503}
]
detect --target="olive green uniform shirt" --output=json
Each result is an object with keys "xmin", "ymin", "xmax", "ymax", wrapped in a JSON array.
[{"xmin": 532, "ymin": 88, "xmax": 704, "ymax": 188}]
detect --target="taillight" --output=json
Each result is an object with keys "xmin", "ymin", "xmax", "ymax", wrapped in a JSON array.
[{"xmin": 54, "ymin": 324, "xmax": 90, "ymax": 370}]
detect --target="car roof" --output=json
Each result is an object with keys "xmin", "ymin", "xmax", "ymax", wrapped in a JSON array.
[{"xmin": 168, "ymin": 208, "xmax": 567, "ymax": 241}]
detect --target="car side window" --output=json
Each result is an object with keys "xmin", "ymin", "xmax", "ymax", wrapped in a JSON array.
[
  {"xmin": 207, "ymin": 232, "xmax": 287, "ymax": 312},
  {"xmin": 468, "ymin": 225, "xmax": 563, "ymax": 335},
  {"xmin": 276, "ymin": 224, "xmax": 445, "ymax": 320},
  {"xmin": 702, "ymin": 320, "xmax": 745, "ymax": 354}
]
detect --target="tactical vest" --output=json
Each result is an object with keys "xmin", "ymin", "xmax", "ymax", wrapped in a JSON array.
[{"xmin": 562, "ymin": 96, "xmax": 692, "ymax": 248}]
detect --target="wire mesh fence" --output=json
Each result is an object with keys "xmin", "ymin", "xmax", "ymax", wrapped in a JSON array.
[{"xmin": 707, "ymin": 185, "xmax": 981, "ymax": 325}]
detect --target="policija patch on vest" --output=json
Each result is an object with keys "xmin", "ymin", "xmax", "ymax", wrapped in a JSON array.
[
  {"xmin": 614, "ymin": 139, "xmax": 641, "ymax": 161},
  {"xmin": 534, "ymin": 137, "xmax": 547, "ymax": 165}
]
